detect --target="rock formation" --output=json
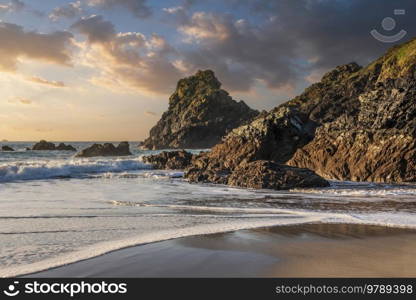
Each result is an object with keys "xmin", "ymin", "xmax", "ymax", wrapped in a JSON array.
[
  {"xmin": 142, "ymin": 70, "xmax": 259, "ymax": 150},
  {"xmin": 56, "ymin": 143, "xmax": 77, "ymax": 151},
  {"xmin": 76, "ymin": 142, "xmax": 132, "ymax": 157},
  {"xmin": 32, "ymin": 140, "xmax": 56, "ymax": 150},
  {"xmin": 142, "ymin": 150, "xmax": 194, "ymax": 169},
  {"xmin": 1, "ymin": 146, "xmax": 14, "ymax": 151},
  {"xmin": 186, "ymin": 38, "xmax": 416, "ymax": 184},
  {"xmin": 227, "ymin": 161, "xmax": 329, "ymax": 190},
  {"xmin": 32, "ymin": 140, "xmax": 76, "ymax": 151}
]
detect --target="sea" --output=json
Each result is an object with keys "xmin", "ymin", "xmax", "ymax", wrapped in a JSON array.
[{"xmin": 0, "ymin": 141, "xmax": 415, "ymax": 277}]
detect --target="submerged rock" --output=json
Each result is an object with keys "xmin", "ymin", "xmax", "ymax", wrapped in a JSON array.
[
  {"xmin": 32, "ymin": 140, "xmax": 76, "ymax": 151},
  {"xmin": 186, "ymin": 38, "xmax": 416, "ymax": 185},
  {"xmin": 142, "ymin": 150, "xmax": 194, "ymax": 169},
  {"xmin": 76, "ymin": 142, "xmax": 132, "ymax": 157},
  {"xmin": 142, "ymin": 70, "xmax": 259, "ymax": 149},
  {"xmin": 1, "ymin": 145, "xmax": 14, "ymax": 151}
]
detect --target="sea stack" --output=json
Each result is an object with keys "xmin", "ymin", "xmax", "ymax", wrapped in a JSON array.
[{"xmin": 142, "ymin": 70, "xmax": 259, "ymax": 150}]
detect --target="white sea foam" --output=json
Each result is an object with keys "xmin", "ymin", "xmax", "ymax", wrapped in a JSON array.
[
  {"xmin": 2, "ymin": 207, "xmax": 416, "ymax": 277},
  {"xmin": 0, "ymin": 213, "xmax": 324, "ymax": 277},
  {"xmin": 0, "ymin": 157, "xmax": 152, "ymax": 182}
]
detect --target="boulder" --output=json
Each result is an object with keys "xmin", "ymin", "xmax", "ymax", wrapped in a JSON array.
[
  {"xmin": 227, "ymin": 161, "xmax": 329, "ymax": 190},
  {"xmin": 76, "ymin": 142, "xmax": 132, "ymax": 157},
  {"xmin": 142, "ymin": 150, "xmax": 194, "ymax": 170},
  {"xmin": 1, "ymin": 146, "xmax": 14, "ymax": 151},
  {"xmin": 142, "ymin": 70, "xmax": 259, "ymax": 149}
]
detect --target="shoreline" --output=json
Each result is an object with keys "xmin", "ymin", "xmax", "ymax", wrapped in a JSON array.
[{"xmin": 25, "ymin": 223, "xmax": 416, "ymax": 278}]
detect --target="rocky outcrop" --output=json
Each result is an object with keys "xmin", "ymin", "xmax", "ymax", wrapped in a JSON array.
[
  {"xmin": 143, "ymin": 150, "xmax": 194, "ymax": 169},
  {"xmin": 186, "ymin": 38, "xmax": 416, "ymax": 184},
  {"xmin": 185, "ymin": 106, "xmax": 317, "ymax": 187},
  {"xmin": 228, "ymin": 161, "xmax": 329, "ymax": 190},
  {"xmin": 32, "ymin": 140, "xmax": 76, "ymax": 151},
  {"xmin": 286, "ymin": 40, "xmax": 416, "ymax": 183},
  {"xmin": 1, "ymin": 146, "xmax": 14, "ymax": 151},
  {"xmin": 76, "ymin": 142, "xmax": 132, "ymax": 157},
  {"xmin": 142, "ymin": 70, "xmax": 259, "ymax": 150}
]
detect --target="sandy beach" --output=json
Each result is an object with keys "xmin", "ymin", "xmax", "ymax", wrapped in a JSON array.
[{"xmin": 27, "ymin": 223, "xmax": 416, "ymax": 278}]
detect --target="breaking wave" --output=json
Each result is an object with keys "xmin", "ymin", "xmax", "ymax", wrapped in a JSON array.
[{"xmin": 0, "ymin": 157, "xmax": 152, "ymax": 182}]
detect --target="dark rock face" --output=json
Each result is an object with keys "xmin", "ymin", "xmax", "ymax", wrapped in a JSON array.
[
  {"xmin": 76, "ymin": 142, "xmax": 132, "ymax": 157},
  {"xmin": 228, "ymin": 161, "xmax": 329, "ymax": 190},
  {"xmin": 142, "ymin": 70, "xmax": 259, "ymax": 150},
  {"xmin": 186, "ymin": 38, "xmax": 416, "ymax": 184},
  {"xmin": 142, "ymin": 150, "xmax": 194, "ymax": 169},
  {"xmin": 186, "ymin": 160, "xmax": 329, "ymax": 189},
  {"xmin": 32, "ymin": 140, "xmax": 76, "ymax": 151},
  {"xmin": 1, "ymin": 146, "xmax": 14, "ymax": 151},
  {"xmin": 286, "ymin": 41, "xmax": 416, "ymax": 183}
]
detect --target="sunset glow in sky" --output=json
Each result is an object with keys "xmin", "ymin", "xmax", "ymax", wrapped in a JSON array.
[{"xmin": 0, "ymin": 0, "xmax": 414, "ymax": 141}]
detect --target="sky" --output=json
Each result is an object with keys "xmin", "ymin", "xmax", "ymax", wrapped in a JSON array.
[{"xmin": 0, "ymin": 0, "xmax": 415, "ymax": 141}]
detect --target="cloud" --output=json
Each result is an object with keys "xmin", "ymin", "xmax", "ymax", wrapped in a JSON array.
[
  {"xmin": 65, "ymin": 0, "xmax": 416, "ymax": 96},
  {"xmin": 161, "ymin": 0, "xmax": 416, "ymax": 92},
  {"xmin": 229, "ymin": 0, "xmax": 416, "ymax": 70},
  {"xmin": 175, "ymin": 11, "xmax": 300, "ymax": 91},
  {"xmin": 87, "ymin": 0, "xmax": 151, "ymax": 19},
  {"xmin": 0, "ymin": 0, "xmax": 25, "ymax": 13},
  {"xmin": 49, "ymin": 1, "xmax": 83, "ymax": 21},
  {"xmin": 71, "ymin": 14, "xmax": 115, "ymax": 43},
  {"xmin": 0, "ymin": 22, "xmax": 74, "ymax": 72},
  {"xmin": 72, "ymin": 15, "xmax": 181, "ymax": 94},
  {"xmin": 27, "ymin": 76, "xmax": 66, "ymax": 87},
  {"xmin": 8, "ymin": 97, "xmax": 32, "ymax": 105}
]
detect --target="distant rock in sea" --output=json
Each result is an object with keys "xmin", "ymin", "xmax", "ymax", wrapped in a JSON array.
[
  {"xmin": 56, "ymin": 143, "xmax": 77, "ymax": 151},
  {"xmin": 142, "ymin": 70, "xmax": 259, "ymax": 150},
  {"xmin": 186, "ymin": 38, "xmax": 416, "ymax": 185},
  {"xmin": 32, "ymin": 140, "xmax": 76, "ymax": 151},
  {"xmin": 76, "ymin": 142, "xmax": 132, "ymax": 157},
  {"xmin": 1, "ymin": 145, "xmax": 14, "ymax": 151},
  {"xmin": 143, "ymin": 150, "xmax": 194, "ymax": 170},
  {"xmin": 1, "ymin": 139, "xmax": 8, "ymax": 142}
]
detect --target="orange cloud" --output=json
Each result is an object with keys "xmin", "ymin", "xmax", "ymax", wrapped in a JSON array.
[
  {"xmin": 27, "ymin": 76, "xmax": 66, "ymax": 87},
  {"xmin": 72, "ymin": 15, "xmax": 181, "ymax": 94}
]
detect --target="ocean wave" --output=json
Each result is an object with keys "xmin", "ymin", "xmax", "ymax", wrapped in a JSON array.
[
  {"xmin": 291, "ymin": 187, "xmax": 416, "ymax": 196},
  {"xmin": 0, "ymin": 157, "xmax": 152, "ymax": 182}
]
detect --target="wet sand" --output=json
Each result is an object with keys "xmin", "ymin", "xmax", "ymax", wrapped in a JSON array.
[{"xmin": 27, "ymin": 223, "xmax": 416, "ymax": 278}]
